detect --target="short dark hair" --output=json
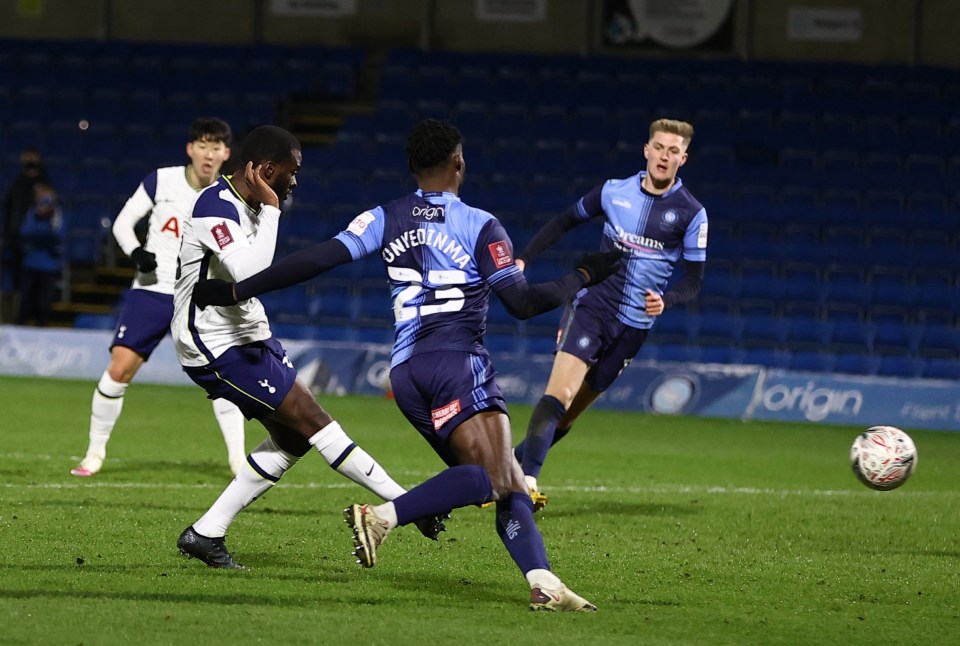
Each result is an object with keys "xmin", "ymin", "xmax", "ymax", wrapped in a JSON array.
[
  {"xmin": 189, "ymin": 117, "xmax": 232, "ymax": 145},
  {"xmin": 239, "ymin": 125, "xmax": 300, "ymax": 166},
  {"xmin": 406, "ymin": 119, "xmax": 462, "ymax": 174}
]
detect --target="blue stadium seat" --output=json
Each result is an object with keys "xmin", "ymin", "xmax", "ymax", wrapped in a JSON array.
[
  {"xmin": 270, "ymin": 322, "xmax": 319, "ymax": 341},
  {"xmin": 789, "ymin": 350, "xmax": 836, "ymax": 373},
  {"xmin": 834, "ymin": 352, "xmax": 880, "ymax": 376},
  {"xmin": 525, "ymin": 334, "xmax": 559, "ymax": 355},
  {"xmin": 741, "ymin": 314, "xmax": 788, "ymax": 348},
  {"xmin": 656, "ymin": 343, "xmax": 702, "ymax": 363},
  {"xmin": 698, "ymin": 313, "xmax": 743, "ymax": 345},
  {"xmin": 903, "ymin": 154, "xmax": 946, "ymax": 192},
  {"xmin": 74, "ymin": 313, "xmax": 117, "ymax": 330},
  {"xmin": 869, "ymin": 267, "xmax": 917, "ymax": 308},
  {"xmin": 651, "ymin": 309, "xmax": 694, "ymax": 344},
  {"xmin": 823, "ymin": 266, "xmax": 872, "ymax": 308},
  {"xmin": 741, "ymin": 347, "xmax": 791, "ymax": 369},
  {"xmin": 700, "ymin": 344, "xmax": 741, "ymax": 365},
  {"xmin": 778, "ymin": 148, "xmax": 817, "ymax": 186},
  {"xmin": 819, "ymin": 113, "xmax": 858, "ymax": 149},
  {"xmin": 778, "ymin": 113, "xmax": 817, "ymax": 149},
  {"xmin": 830, "ymin": 320, "xmax": 874, "ymax": 353},
  {"xmin": 785, "ymin": 316, "xmax": 833, "ymax": 350},
  {"xmin": 877, "ymin": 354, "xmax": 925, "ymax": 378},
  {"xmin": 485, "ymin": 333, "xmax": 523, "ymax": 354},
  {"xmin": 872, "ymin": 321, "xmax": 917, "ymax": 355},
  {"xmin": 923, "ymin": 357, "xmax": 960, "ymax": 380},
  {"xmin": 916, "ymin": 324, "xmax": 960, "ymax": 357}
]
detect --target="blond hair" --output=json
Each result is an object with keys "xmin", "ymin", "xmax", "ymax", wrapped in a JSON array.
[{"xmin": 649, "ymin": 119, "xmax": 694, "ymax": 148}]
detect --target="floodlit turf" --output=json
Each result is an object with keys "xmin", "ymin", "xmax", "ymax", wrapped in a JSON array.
[{"xmin": 1, "ymin": 375, "xmax": 958, "ymax": 645}]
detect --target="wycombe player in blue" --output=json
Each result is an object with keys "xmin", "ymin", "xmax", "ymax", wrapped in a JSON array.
[
  {"xmin": 192, "ymin": 119, "xmax": 620, "ymax": 611},
  {"xmin": 514, "ymin": 118, "xmax": 707, "ymax": 509}
]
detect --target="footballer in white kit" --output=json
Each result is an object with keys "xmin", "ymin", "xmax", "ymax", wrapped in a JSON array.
[
  {"xmin": 171, "ymin": 174, "xmax": 278, "ymax": 372},
  {"xmin": 70, "ymin": 118, "xmax": 246, "ymax": 478},
  {"xmin": 171, "ymin": 127, "xmax": 436, "ymax": 571}
]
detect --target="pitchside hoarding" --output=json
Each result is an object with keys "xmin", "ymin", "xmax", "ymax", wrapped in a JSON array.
[{"xmin": 1, "ymin": 325, "xmax": 958, "ymax": 431}]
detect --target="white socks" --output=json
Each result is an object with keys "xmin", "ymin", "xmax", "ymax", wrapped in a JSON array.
[
  {"xmin": 193, "ymin": 436, "xmax": 299, "ymax": 538},
  {"xmin": 212, "ymin": 398, "xmax": 246, "ymax": 475},
  {"xmin": 308, "ymin": 421, "xmax": 406, "ymax": 501},
  {"xmin": 191, "ymin": 421, "xmax": 404, "ymax": 539},
  {"xmin": 85, "ymin": 371, "xmax": 127, "ymax": 460},
  {"xmin": 371, "ymin": 501, "xmax": 399, "ymax": 529}
]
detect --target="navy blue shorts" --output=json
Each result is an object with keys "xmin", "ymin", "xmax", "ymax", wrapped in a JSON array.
[
  {"xmin": 558, "ymin": 300, "xmax": 649, "ymax": 392},
  {"xmin": 183, "ymin": 338, "xmax": 297, "ymax": 420},
  {"xmin": 111, "ymin": 289, "xmax": 173, "ymax": 359},
  {"xmin": 390, "ymin": 350, "xmax": 508, "ymax": 467}
]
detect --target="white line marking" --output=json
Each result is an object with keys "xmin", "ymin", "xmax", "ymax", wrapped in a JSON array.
[{"xmin": 0, "ymin": 480, "xmax": 949, "ymax": 497}]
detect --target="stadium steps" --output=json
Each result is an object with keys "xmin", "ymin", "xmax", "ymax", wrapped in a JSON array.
[
  {"xmin": 287, "ymin": 48, "xmax": 385, "ymax": 146},
  {"xmin": 57, "ymin": 265, "xmax": 132, "ymax": 327}
]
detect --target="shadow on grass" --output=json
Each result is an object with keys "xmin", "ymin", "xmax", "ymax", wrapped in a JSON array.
[
  {"xmin": 26, "ymin": 497, "xmax": 317, "ymax": 518},
  {"xmin": 542, "ymin": 500, "xmax": 700, "ymax": 519},
  {"xmin": 0, "ymin": 561, "xmax": 518, "ymax": 606}
]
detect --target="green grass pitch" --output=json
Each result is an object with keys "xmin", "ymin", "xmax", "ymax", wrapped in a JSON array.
[{"xmin": 1, "ymin": 375, "xmax": 958, "ymax": 645}]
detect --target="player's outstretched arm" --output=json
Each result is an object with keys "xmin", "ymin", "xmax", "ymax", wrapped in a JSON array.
[
  {"xmin": 519, "ymin": 185, "xmax": 603, "ymax": 265},
  {"xmin": 493, "ymin": 249, "xmax": 623, "ymax": 320},
  {"xmin": 193, "ymin": 237, "xmax": 353, "ymax": 308}
]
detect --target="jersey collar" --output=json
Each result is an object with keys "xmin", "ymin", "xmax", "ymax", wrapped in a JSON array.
[
  {"xmin": 416, "ymin": 189, "xmax": 461, "ymax": 202},
  {"xmin": 637, "ymin": 171, "xmax": 683, "ymax": 198},
  {"xmin": 222, "ymin": 176, "xmax": 255, "ymax": 211}
]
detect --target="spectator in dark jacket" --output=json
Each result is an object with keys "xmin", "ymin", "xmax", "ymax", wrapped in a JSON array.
[{"xmin": 18, "ymin": 182, "xmax": 64, "ymax": 326}]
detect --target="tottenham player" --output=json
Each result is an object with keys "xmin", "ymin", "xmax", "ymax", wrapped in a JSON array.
[
  {"xmin": 514, "ymin": 118, "xmax": 707, "ymax": 508},
  {"xmin": 172, "ymin": 125, "xmax": 443, "ymax": 569},
  {"xmin": 70, "ymin": 118, "xmax": 247, "ymax": 477},
  {"xmin": 191, "ymin": 119, "xmax": 620, "ymax": 610}
]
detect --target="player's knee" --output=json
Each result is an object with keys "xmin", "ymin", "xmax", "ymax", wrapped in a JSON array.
[{"xmin": 544, "ymin": 384, "xmax": 577, "ymax": 409}]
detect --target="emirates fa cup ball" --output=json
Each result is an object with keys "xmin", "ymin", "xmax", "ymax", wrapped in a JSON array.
[{"xmin": 850, "ymin": 426, "xmax": 917, "ymax": 491}]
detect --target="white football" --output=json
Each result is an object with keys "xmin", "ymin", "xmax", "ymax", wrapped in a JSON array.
[{"xmin": 850, "ymin": 426, "xmax": 917, "ymax": 491}]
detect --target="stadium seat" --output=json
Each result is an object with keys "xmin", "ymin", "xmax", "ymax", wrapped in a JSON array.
[
  {"xmin": 916, "ymin": 324, "xmax": 960, "ymax": 357},
  {"xmin": 877, "ymin": 354, "xmax": 925, "ymax": 378},
  {"xmin": 823, "ymin": 266, "xmax": 873, "ymax": 308},
  {"xmin": 699, "ymin": 344, "xmax": 741, "ymax": 365},
  {"xmin": 698, "ymin": 313, "xmax": 743, "ymax": 345},
  {"xmin": 651, "ymin": 309, "xmax": 695, "ymax": 345},
  {"xmin": 270, "ymin": 322, "xmax": 319, "ymax": 341},
  {"xmin": 833, "ymin": 352, "xmax": 881, "ymax": 376},
  {"xmin": 872, "ymin": 321, "xmax": 917, "ymax": 355},
  {"xmin": 73, "ymin": 313, "xmax": 117, "ymax": 330},
  {"xmin": 789, "ymin": 350, "xmax": 836, "ymax": 373},
  {"xmin": 779, "ymin": 113, "xmax": 817, "ymax": 149},
  {"xmin": 785, "ymin": 316, "xmax": 833, "ymax": 350},
  {"xmin": 830, "ymin": 320, "xmax": 874, "ymax": 353},
  {"xmin": 923, "ymin": 357, "xmax": 960, "ymax": 380},
  {"xmin": 741, "ymin": 314, "xmax": 788, "ymax": 348},
  {"xmin": 740, "ymin": 347, "xmax": 791, "ymax": 369},
  {"xmin": 656, "ymin": 343, "xmax": 702, "ymax": 363},
  {"xmin": 869, "ymin": 267, "xmax": 917, "ymax": 308}
]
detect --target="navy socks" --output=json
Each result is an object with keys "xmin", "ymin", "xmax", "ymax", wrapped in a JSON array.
[
  {"xmin": 515, "ymin": 395, "xmax": 567, "ymax": 478},
  {"xmin": 394, "ymin": 464, "xmax": 492, "ymax": 526}
]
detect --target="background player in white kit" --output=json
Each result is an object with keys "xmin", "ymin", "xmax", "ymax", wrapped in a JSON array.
[{"xmin": 71, "ymin": 118, "xmax": 246, "ymax": 477}]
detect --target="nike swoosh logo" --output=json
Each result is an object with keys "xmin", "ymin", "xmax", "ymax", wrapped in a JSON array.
[{"xmin": 364, "ymin": 464, "xmax": 375, "ymax": 476}]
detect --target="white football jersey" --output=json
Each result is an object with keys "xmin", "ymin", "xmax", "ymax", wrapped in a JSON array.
[
  {"xmin": 172, "ymin": 176, "xmax": 280, "ymax": 367},
  {"xmin": 113, "ymin": 166, "xmax": 205, "ymax": 294}
]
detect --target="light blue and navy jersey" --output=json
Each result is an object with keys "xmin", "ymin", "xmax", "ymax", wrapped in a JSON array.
[
  {"xmin": 335, "ymin": 190, "xmax": 524, "ymax": 367},
  {"xmin": 576, "ymin": 171, "xmax": 707, "ymax": 329}
]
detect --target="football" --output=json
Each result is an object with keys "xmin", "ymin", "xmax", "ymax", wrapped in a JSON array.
[{"xmin": 850, "ymin": 426, "xmax": 917, "ymax": 491}]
